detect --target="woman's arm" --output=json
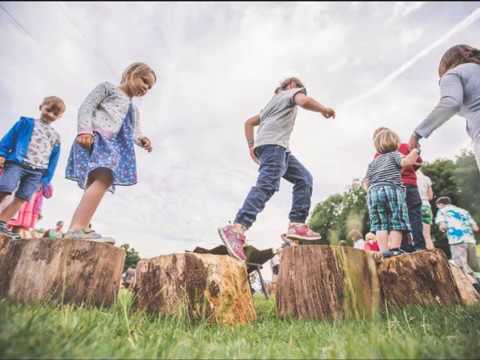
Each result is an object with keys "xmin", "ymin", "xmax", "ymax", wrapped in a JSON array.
[{"xmin": 412, "ymin": 73, "xmax": 464, "ymax": 142}]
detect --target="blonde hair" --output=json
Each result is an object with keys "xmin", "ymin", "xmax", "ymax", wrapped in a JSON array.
[
  {"xmin": 41, "ymin": 96, "xmax": 66, "ymax": 113},
  {"xmin": 274, "ymin": 77, "xmax": 305, "ymax": 94},
  {"xmin": 121, "ymin": 62, "xmax": 157, "ymax": 84},
  {"xmin": 365, "ymin": 232, "xmax": 376, "ymax": 242},
  {"xmin": 347, "ymin": 229, "xmax": 363, "ymax": 241},
  {"xmin": 373, "ymin": 127, "xmax": 400, "ymax": 154}
]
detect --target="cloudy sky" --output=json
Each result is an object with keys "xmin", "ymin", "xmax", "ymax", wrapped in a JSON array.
[{"xmin": 1, "ymin": 2, "xmax": 479, "ymax": 277}]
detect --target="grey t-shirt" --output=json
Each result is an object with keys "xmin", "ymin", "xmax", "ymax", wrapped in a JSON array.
[
  {"xmin": 254, "ymin": 87, "xmax": 306, "ymax": 150},
  {"xmin": 365, "ymin": 151, "xmax": 403, "ymax": 188},
  {"xmin": 415, "ymin": 63, "xmax": 480, "ymax": 142}
]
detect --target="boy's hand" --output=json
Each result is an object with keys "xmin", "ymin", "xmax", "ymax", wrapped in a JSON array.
[
  {"xmin": 76, "ymin": 134, "xmax": 94, "ymax": 150},
  {"xmin": 139, "ymin": 137, "xmax": 153, "ymax": 153},
  {"xmin": 0, "ymin": 156, "xmax": 5, "ymax": 169},
  {"xmin": 321, "ymin": 107, "xmax": 336, "ymax": 119},
  {"xmin": 249, "ymin": 147, "xmax": 260, "ymax": 165}
]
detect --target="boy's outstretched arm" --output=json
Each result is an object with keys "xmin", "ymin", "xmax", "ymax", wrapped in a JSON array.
[
  {"xmin": 293, "ymin": 93, "xmax": 336, "ymax": 119},
  {"xmin": 245, "ymin": 114, "xmax": 260, "ymax": 164}
]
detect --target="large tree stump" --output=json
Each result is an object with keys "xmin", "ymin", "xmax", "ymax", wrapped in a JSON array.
[
  {"xmin": 133, "ymin": 253, "xmax": 256, "ymax": 325},
  {"xmin": 276, "ymin": 245, "xmax": 381, "ymax": 320},
  {"xmin": 378, "ymin": 249, "xmax": 462, "ymax": 309},
  {"xmin": 0, "ymin": 237, "xmax": 125, "ymax": 306},
  {"xmin": 449, "ymin": 263, "xmax": 480, "ymax": 305}
]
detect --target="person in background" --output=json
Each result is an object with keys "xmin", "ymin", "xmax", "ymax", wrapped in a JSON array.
[
  {"xmin": 416, "ymin": 169, "xmax": 435, "ymax": 249},
  {"xmin": 348, "ymin": 229, "xmax": 365, "ymax": 250},
  {"xmin": 364, "ymin": 232, "xmax": 380, "ymax": 252},
  {"xmin": 435, "ymin": 196, "xmax": 480, "ymax": 288},
  {"xmin": 43, "ymin": 220, "xmax": 65, "ymax": 240}
]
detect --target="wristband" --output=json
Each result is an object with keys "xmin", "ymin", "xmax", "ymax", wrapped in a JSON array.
[{"xmin": 247, "ymin": 140, "xmax": 254, "ymax": 146}]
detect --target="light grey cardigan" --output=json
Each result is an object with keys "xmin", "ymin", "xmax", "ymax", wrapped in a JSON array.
[{"xmin": 415, "ymin": 63, "xmax": 480, "ymax": 142}]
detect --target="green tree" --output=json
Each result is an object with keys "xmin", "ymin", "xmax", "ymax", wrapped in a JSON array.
[
  {"xmin": 120, "ymin": 243, "xmax": 141, "ymax": 272},
  {"xmin": 309, "ymin": 193, "xmax": 343, "ymax": 244}
]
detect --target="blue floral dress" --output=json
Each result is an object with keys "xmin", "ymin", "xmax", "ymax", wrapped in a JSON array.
[{"xmin": 66, "ymin": 104, "xmax": 137, "ymax": 193}]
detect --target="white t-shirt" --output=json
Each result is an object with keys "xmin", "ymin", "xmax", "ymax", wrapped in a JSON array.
[
  {"xmin": 416, "ymin": 171, "xmax": 432, "ymax": 204},
  {"xmin": 354, "ymin": 239, "xmax": 365, "ymax": 250}
]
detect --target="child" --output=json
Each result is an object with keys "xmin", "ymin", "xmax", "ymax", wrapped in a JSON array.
[
  {"xmin": 218, "ymin": 77, "xmax": 335, "ymax": 260},
  {"xmin": 416, "ymin": 169, "xmax": 435, "ymax": 249},
  {"xmin": 364, "ymin": 232, "xmax": 380, "ymax": 252},
  {"xmin": 9, "ymin": 184, "xmax": 53, "ymax": 239},
  {"xmin": 364, "ymin": 128, "xmax": 419, "ymax": 257},
  {"xmin": 348, "ymin": 229, "xmax": 365, "ymax": 250},
  {"xmin": 0, "ymin": 97, "xmax": 64, "ymax": 240},
  {"xmin": 435, "ymin": 196, "xmax": 480, "ymax": 283},
  {"xmin": 64, "ymin": 63, "xmax": 156, "ymax": 243}
]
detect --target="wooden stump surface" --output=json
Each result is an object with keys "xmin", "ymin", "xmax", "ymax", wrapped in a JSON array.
[
  {"xmin": 0, "ymin": 236, "xmax": 125, "ymax": 306},
  {"xmin": 449, "ymin": 263, "xmax": 480, "ymax": 305},
  {"xmin": 134, "ymin": 252, "xmax": 256, "ymax": 325}
]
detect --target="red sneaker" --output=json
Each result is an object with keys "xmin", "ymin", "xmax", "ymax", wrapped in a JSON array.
[
  {"xmin": 285, "ymin": 223, "xmax": 322, "ymax": 242},
  {"xmin": 217, "ymin": 225, "xmax": 247, "ymax": 261}
]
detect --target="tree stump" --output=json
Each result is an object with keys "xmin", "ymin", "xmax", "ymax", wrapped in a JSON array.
[
  {"xmin": 276, "ymin": 245, "xmax": 381, "ymax": 321},
  {"xmin": 378, "ymin": 249, "xmax": 462, "ymax": 309},
  {"xmin": 0, "ymin": 237, "xmax": 125, "ymax": 306},
  {"xmin": 449, "ymin": 263, "xmax": 480, "ymax": 305},
  {"xmin": 133, "ymin": 253, "xmax": 256, "ymax": 325}
]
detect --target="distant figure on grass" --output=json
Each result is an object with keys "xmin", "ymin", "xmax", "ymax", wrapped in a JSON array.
[
  {"xmin": 435, "ymin": 196, "xmax": 480, "ymax": 287},
  {"xmin": 410, "ymin": 44, "xmax": 480, "ymax": 172},
  {"xmin": 364, "ymin": 232, "xmax": 380, "ymax": 252},
  {"xmin": 363, "ymin": 128, "xmax": 420, "ymax": 258},
  {"xmin": 373, "ymin": 127, "xmax": 425, "ymax": 252},
  {"xmin": 416, "ymin": 169, "xmax": 435, "ymax": 249},
  {"xmin": 0, "ymin": 96, "xmax": 64, "ymax": 240},
  {"xmin": 43, "ymin": 220, "xmax": 65, "ymax": 240},
  {"xmin": 217, "ymin": 77, "xmax": 336, "ymax": 260},
  {"xmin": 9, "ymin": 184, "xmax": 53, "ymax": 239},
  {"xmin": 64, "ymin": 63, "xmax": 156, "ymax": 244},
  {"xmin": 348, "ymin": 229, "xmax": 365, "ymax": 250}
]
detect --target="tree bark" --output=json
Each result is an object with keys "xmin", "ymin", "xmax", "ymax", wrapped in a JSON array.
[
  {"xmin": 0, "ymin": 236, "xmax": 125, "ymax": 307},
  {"xmin": 449, "ymin": 263, "xmax": 480, "ymax": 305},
  {"xmin": 276, "ymin": 245, "xmax": 381, "ymax": 320},
  {"xmin": 133, "ymin": 253, "xmax": 256, "ymax": 325},
  {"xmin": 378, "ymin": 249, "xmax": 462, "ymax": 309}
]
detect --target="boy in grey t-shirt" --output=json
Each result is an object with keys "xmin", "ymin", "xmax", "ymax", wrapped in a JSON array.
[{"xmin": 218, "ymin": 77, "xmax": 335, "ymax": 261}]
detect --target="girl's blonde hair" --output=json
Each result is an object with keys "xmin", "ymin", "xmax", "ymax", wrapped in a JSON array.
[
  {"xmin": 121, "ymin": 62, "xmax": 157, "ymax": 84},
  {"xmin": 365, "ymin": 232, "xmax": 376, "ymax": 241},
  {"xmin": 439, "ymin": 44, "xmax": 480, "ymax": 77},
  {"xmin": 373, "ymin": 127, "xmax": 400, "ymax": 154},
  {"xmin": 274, "ymin": 77, "xmax": 305, "ymax": 94}
]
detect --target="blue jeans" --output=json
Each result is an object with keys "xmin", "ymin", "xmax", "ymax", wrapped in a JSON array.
[
  {"xmin": 235, "ymin": 145, "xmax": 313, "ymax": 229},
  {"xmin": 0, "ymin": 162, "xmax": 43, "ymax": 201}
]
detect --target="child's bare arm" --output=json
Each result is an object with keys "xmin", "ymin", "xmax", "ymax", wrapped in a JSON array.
[
  {"xmin": 245, "ymin": 115, "xmax": 260, "ymax": 164},
  {"xmin": 0, "ymin": 157, "xmax": 4, "ymax": 168},
  {"xmin": 400, "ymin": 149, "xmax": 419, "ymax": 168},
  {"xmin": 294, "ymin": 93, "xmax": 336, "ymax": 119}
]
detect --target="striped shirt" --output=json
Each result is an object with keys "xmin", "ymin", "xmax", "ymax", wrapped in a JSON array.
[{"xmin": 366, "ymin": 151, "xmax": 403, "ymax": 188}]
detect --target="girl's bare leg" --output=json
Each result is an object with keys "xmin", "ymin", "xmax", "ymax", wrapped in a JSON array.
[
  {"xmin": 376, "ymin": 230, "xmax": 389, "ymax": 252},
  {"xmin": 68, "ymin": 169, "xmax": 112, "ymax": 231},
  {"xmin": 389, "ymin": 230, "xmax": 402, "ymax": 249},
  {"xmin": 0, "ymin": 197, "xmax": 25, "ymax": 222},
  {"xmin": 423, "ymin": 224, "xmax": 434, "ymax": 249}
]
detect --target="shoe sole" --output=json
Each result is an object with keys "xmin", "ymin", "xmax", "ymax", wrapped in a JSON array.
[
  {"xmin": 283, "ymin": 233, "xmax": 322, "ymax": 242},
  {"xmin": 217, "ymin": 227, "xmax": 244, "ymax": 261}
]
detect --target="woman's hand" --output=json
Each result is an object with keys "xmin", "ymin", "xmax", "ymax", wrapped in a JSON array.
[
  {"xmin": 139, "ymin": 137, "xmax": 153, "ymax": 153},
  {"xmin": 408, "ymin": 133, "xmax": 421, "ymax": 151},
  {"xmin": 76, "ymin": 134, "xmax": 94, "ymax": 150}
]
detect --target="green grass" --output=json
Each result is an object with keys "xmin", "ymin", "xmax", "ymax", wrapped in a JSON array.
[{"xmin": 1, "ymin": 291, "xmax": 479, "ymax": 359}]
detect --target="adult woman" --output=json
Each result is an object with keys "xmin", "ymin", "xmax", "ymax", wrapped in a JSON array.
[{"xmin": 409, "ymin": 44, "xmax": 480, "ymax": 169}]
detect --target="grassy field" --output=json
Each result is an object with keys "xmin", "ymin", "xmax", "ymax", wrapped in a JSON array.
[{"xmin": 0, "ymin": 291, "xmax": 479, "ymax": 359}]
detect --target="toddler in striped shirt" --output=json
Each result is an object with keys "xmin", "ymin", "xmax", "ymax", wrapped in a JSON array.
[{"xmin": 363, "ymin": 128, "xmax": 419, "ymax": 257}]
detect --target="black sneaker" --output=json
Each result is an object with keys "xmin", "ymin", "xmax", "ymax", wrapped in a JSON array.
[{"xmin": 0, "ymin": 221, "xmax": 21, "ymax": 241}]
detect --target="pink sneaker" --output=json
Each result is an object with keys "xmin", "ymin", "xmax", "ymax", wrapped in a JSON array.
[
  {"xmin": 285, "ymin": 223, "xmax": 322, "ymax": 242},
  {"xmin": 217, "ymin": 225, "xmax": 247, "ymax": 261}
]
